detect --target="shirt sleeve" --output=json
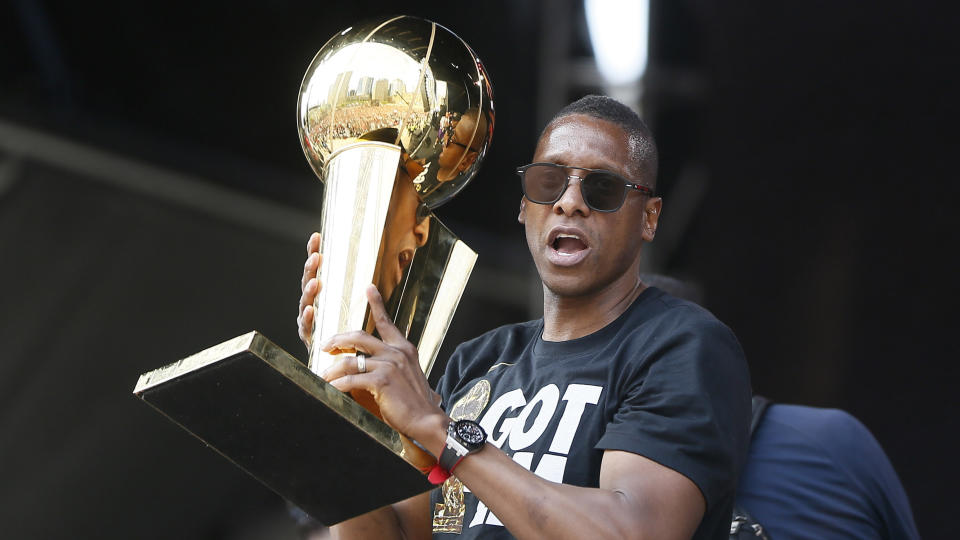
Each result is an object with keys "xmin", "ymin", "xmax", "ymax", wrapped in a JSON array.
[
  {"xmin": 434, "ymin": 350, "xmax": 454, "ymax": 409},
  {"xmin": 435, "ymin": 340, "xmax": 470, "ymax": 410},
  {"xmin": 596, "ymin": 316, "xmax": 752, "ymax": 511}
]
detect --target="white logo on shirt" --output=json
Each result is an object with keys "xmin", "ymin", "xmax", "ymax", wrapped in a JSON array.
[{"xmin": 468, "ymin": 383, "xmax": 603, "ymax": 528}]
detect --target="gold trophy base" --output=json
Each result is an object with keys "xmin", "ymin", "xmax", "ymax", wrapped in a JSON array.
[{"xmin": 133, "ymin": 331, "xmax": 433, "ymax": 525}]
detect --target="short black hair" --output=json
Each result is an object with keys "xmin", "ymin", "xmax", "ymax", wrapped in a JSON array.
[{"xmin": 547, "ymin": 95, "xmax": 658, "ymax": 190}]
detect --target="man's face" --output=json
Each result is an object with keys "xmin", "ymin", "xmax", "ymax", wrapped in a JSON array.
[
  {"xmin": 437, "ymin": 115, "xmax": 479, "ymax": 174},
  {"xmin": 373, "ymin": 166, "xmax": 431, "ymax": 305},
  {"xmin": 519, "ymin": 114, "xmax": 661, "ymax": 298}
]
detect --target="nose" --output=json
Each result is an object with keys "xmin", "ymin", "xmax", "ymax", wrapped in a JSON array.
[{"xmin": 553, "ymin": 175, "xmax": 591, "ymax": 216}]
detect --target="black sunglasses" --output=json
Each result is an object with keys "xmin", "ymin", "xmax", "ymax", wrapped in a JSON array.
[
  {"xmin": 516, "ymin": 162, "xmax": 654, "ymax": 212},
  {"xmin": 444, "ymin": 135, "xmax": 470, "ymax": 151}
]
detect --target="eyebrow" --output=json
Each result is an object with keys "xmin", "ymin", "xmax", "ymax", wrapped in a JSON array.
[{"xmin": 536, "ymin": 157, "xmax": 623, "ymax": 174}]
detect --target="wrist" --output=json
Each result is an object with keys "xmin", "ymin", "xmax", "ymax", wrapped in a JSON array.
[
  {"xmin": 427, "ymin": 418, "xmax": 487, "ymax": 484},
  {"xmin": 412, "ymin": 412, "xmax": 451, "ymax": 459}
]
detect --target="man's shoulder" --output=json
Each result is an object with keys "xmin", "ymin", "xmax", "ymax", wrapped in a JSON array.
[
  {"xmin": 618, "ymin": 288, "xmax": 749, "ymax": 393},
  {"xmin": 435, "ymin": 320, "xmax": 540, "ymax": 401},
  {"xmin": 455, "ymin": 318, "xmax": 542, "ymax": 355},
  {"xmin": 443, "ymin": 319, "xmax": 541, "ymax": 376},
  {"xmin": 759, "ymin": 405, "xmax": 880, "ymax": 466},
  {"xmin": 746, "ymin": 404, "xmax": 890, "ymax": 497},
  {"xmin": 628, "ymin": 287, "xmax": 736, "ymax": 341}
]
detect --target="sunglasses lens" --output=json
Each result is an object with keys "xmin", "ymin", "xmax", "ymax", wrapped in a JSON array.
[
  {"xmin": 522, "ymin": 165, "xmax": 568, "ymax": 203},
  {"xmin": 582, "ymin": 172, "xmax": 624, "ymax": 211}
]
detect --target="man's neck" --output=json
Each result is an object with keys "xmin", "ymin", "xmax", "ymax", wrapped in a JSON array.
[{"xmin": 541, "ymin": 271, "xmax": 647, "ymax": 342}]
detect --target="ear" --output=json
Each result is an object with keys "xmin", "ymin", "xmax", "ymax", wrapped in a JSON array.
[
  {"xmin": 458, "ymin": 150, "xmax": 480, "ymax": 172},
  {"xmin": 414, "ymin": 214, "xmax": 431, "ymax": 247},
  {"xmin": 642, "ymin": 197, "xmax": 662, "ymax": 242},
  {"xmin": 518, "ymin": 198, "xmax": 526, "ymax": 224}
]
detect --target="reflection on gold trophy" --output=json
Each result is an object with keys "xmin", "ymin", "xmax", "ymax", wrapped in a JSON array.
[
  {"xmin": 133, "ymin": 16, "xmax": 494, "ymax": 525},
  {"xmin": 300, "ymin": 15, "xmax": 494, "ymax": 377},
  {"xmin": 299, "ymin": 15, "xmax": 494, "ymax": 466}
]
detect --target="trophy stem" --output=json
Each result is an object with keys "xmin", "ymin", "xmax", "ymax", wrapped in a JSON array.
[{"xmin": 308, "ymin": 142, "xmax": 401, "ymax": 375}]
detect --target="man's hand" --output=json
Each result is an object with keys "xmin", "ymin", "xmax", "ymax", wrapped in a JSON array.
[
  {"xmin": 298, "ymin": 233, "xmax": 434, "ymax": 540},
  {"xmin": 298, "ymin": 232, "xmax": 322, "ymax": 348},
  {"xmin": 320, "ymin": 284, "xmax": 446, "ymax": 450}
]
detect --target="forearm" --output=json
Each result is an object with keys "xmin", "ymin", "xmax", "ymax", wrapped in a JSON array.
[
  {"xmin": 414, "ymin": 414, "xmax": 697, "ymax": 539},
  {"xmin": 329, "ymin": 505, "xmax": 405, "ymax": 540},
  {"xmin": 452, "ymin": 446, "xmax": 644, "ymax": 540},
  {"xmin": 329, "ymin": 491, "xmax": 431, "ymax": 540}
]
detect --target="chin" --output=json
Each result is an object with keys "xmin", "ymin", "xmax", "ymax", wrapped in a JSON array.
[{"xmin": 541, "ymin": 273, "xmax": 601, "ymax": 298}]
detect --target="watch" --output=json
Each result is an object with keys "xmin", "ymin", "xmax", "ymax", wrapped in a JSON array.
[{"xmin": 427, "ymin": 419, "xmax": 486, "ymax": 484}]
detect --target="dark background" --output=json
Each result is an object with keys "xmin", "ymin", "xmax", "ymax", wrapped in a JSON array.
[{"xmin": 1, "ymin": 1, "xmax": 956, "ymax": 538}]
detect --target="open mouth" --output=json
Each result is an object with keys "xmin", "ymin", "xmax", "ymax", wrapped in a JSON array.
[
  {"xmin": 546, "ymin": 228, "xmax": 590, "ymax": 266},
  {"xmin": 398, "ymin": 249, "xmax": 414, "ymax": 271},
  {"xmin": 552, "ymin": 234, "xmax": 588, "ymax": 255}
]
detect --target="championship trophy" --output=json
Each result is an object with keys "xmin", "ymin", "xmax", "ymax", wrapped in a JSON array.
[{"xmin": 133, "ymin": 16, "xmax": 493, "ymax": 525}]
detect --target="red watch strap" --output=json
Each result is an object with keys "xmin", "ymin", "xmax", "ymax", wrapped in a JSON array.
[
  {"xmin": 427, "ymin": 464, "xmax": 450, "ymax": 484},
  {"xmin": 428, "ymin": 454, "xmax": 468, "ymax": 484}
]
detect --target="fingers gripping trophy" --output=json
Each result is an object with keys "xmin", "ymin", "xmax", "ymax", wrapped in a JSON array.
[{"xmin": 133, "ymin": 16, "xmax": 493, "ymax": 525}]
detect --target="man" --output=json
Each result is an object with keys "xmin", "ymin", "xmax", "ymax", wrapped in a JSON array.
[
  {"xmin": 413, "ymin": 107, "xmax": 489, "ymax": 206},
  {"xmin": 297, "ymin": 95, "xmax": 751, "ymax": 539}
]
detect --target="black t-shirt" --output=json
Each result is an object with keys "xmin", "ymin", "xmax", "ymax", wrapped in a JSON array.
[{"xmin": 429, "ymin": 287, "xmax": 752, "ymax": 539}]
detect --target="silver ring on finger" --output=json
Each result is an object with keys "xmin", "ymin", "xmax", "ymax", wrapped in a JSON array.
[{"xmin": 356, "ymin": 353, "xmax": 367, "ymax": 374}]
